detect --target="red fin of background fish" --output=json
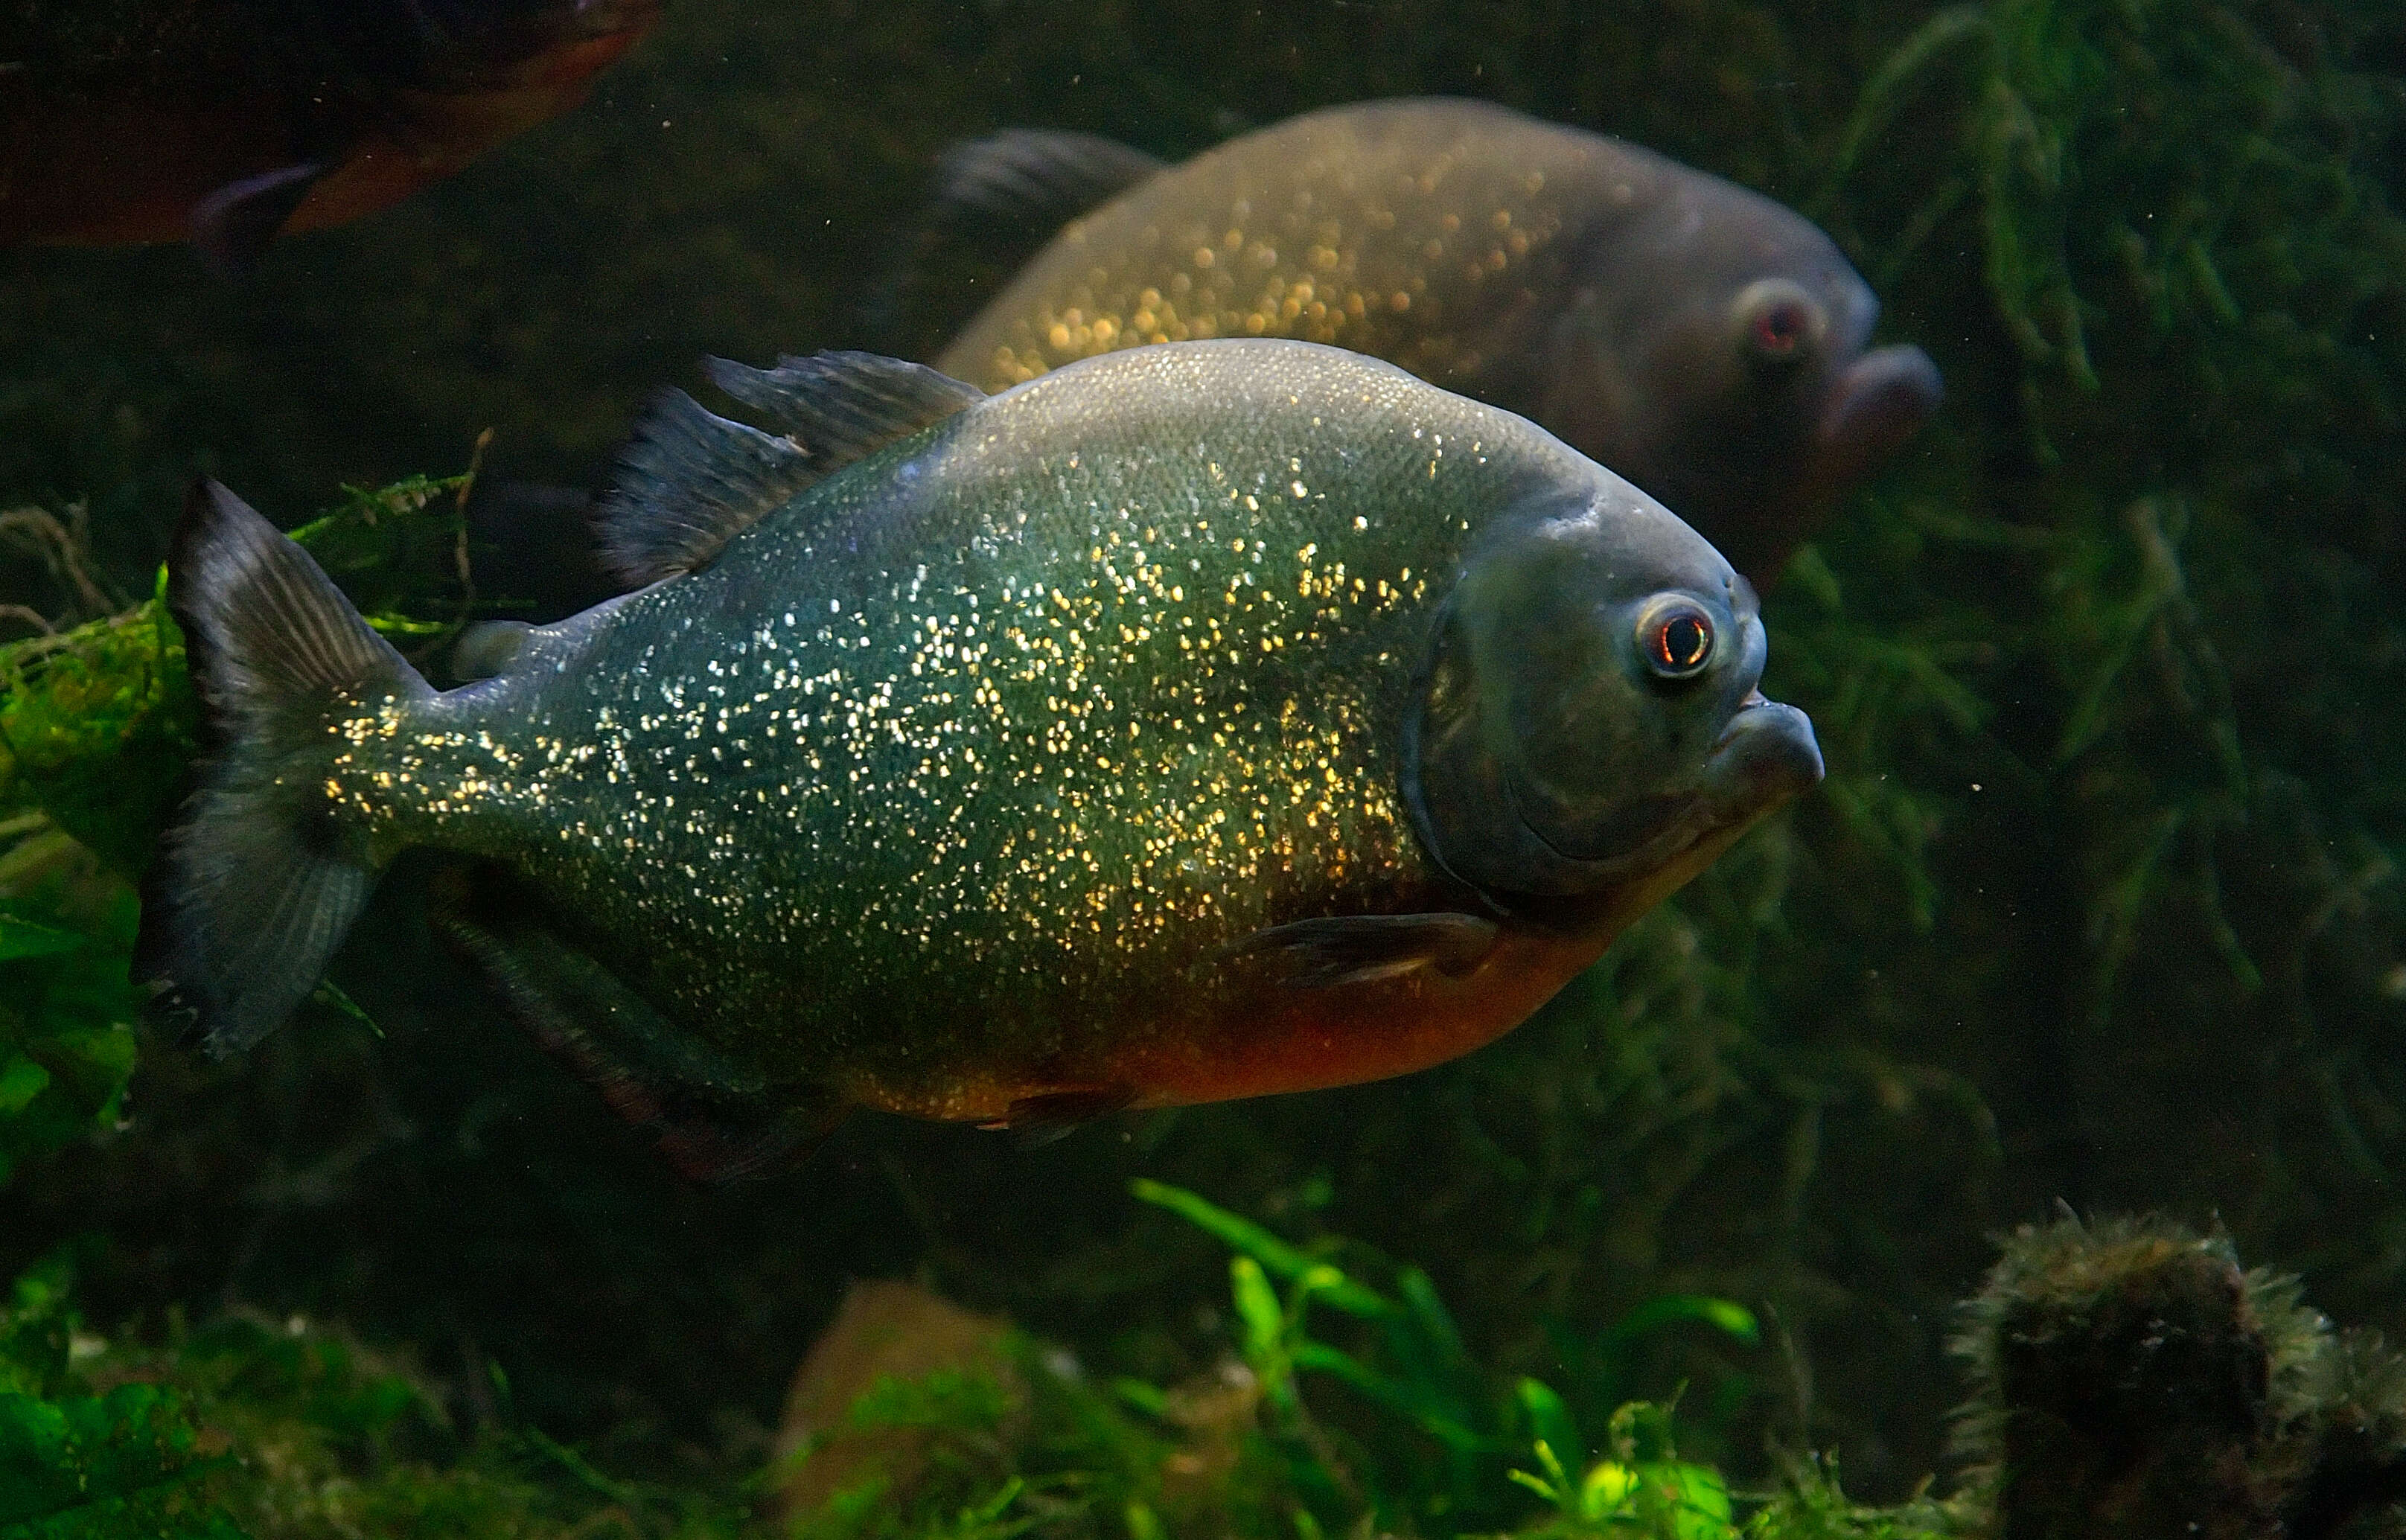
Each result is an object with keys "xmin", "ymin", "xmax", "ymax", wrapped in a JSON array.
[
  {"xmin": 188, "ymin": 162, "xmax": 325, "ymax": 278},
  {"xmin": 1219, "ymin": 912, "xmax": 1502, "ymax": 988}
]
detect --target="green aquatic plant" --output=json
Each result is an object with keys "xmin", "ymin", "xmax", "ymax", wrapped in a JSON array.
[
  {"xmin": 0, "ymin": 1252, "xmax": 239, "ymax": 1540},
  {"xmin": 0, "ymin": 468, "xmax": 488, "ymax": 1197},
  {"xmin": 0, "ymin": 831, "xmax": 144, "ymax": 1195},
  {"xmin": 0, "ymin": 1207, "xmax": 1941, "ymax": 1540},
  {"xmin": 1506, "ymin": 1399, "xmax": 1733, "ymax": 1540},
  {"xmin": 1129, "ymin": 1179, "xmax": 1768, "ymax": 1536}
]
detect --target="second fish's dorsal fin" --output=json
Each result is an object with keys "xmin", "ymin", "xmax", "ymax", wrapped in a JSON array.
[
  {"xmin": 703, "ymin": 351, "xmax": 983, "ymax": 478},
  {"xmin": 930, "ymin": 128, "xmax": 1167, "ymax": 233},
  {"xmin": 596, "ymin": 352, "xmax": 982, "ymax": 588}
]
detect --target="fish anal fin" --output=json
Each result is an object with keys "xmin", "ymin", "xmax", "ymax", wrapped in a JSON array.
[
  {"xmin": 984, "ymin": 1085, "xmax": 1137, "ymax": 1146},
  {"xmin": 593, "ymin": 387, "xmax": 815, "ymax": 586},
  {"xmin": 931, "ymin": 129, "xmax": 1165, "ymax": 234},
  {"xmin": 1219, "ymin": 913, "xmax": 1502, "ymax": 990},
  {"xmin": 189, "ymin": 162, "xmax": 325, "ymax": 278},
  {"xmin": 431, "ymin": 872, "xmax": 837, "ymax": 1181},
  {"xmin": 703, "ymin": 351, "xmax": 981, "ymax": 477}
]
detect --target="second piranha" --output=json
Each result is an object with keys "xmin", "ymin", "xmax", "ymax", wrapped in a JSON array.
[{"xmin": 933, "ymin": 99, "xmax": 1941, "ymax": 584}]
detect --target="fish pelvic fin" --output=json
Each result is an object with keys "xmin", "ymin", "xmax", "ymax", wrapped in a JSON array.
[
  {"xmin": 189, "ymin": 162, "xmax": 325, "ymax": 279},
  {"xmin": 594, "ymin": 353, "xmax": 980, "ymax": 588},
  {"xmin": 136, "ymin": 479, "xmax": 434, "ymax": 1056}
]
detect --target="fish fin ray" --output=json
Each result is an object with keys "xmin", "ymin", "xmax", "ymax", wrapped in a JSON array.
[
  {"xmin": 930, "ymin": 129, "xmax": 1165, "ymax": 233},
  {"xmin": 864, "ymin": 130, "xmax": 1165, "ymax": 342},
  {"xmin": 431, "ymin": 872, "xmax": 837, "ymax": 1182},
  {"xmin": 189, "ymin": 162, "xmax": 323, "ymax": 278},
  {"xmin": 593, "ymin": 387, "xmax": 816, "ymax": 585},
  {"xmin": 986, "ymin": 1085, "xmax": 1137, "ymax": 1146},
  {"xmin": 703, "ymin": 351, "xmax": 981, "ymax": 476},
  {"xmin": 136, "ymin": 479, "xmax": 430, "ymax": 1055},
  {"xmin": 1218, "ymin": 913, "xmax": 1502, "ymax": 989}
]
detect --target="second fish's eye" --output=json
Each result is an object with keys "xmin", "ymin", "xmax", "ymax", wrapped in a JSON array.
[
  {"xmin": 1733, "ymin": 278, "xmax": 1821, "ymax": 362},
  {"xmin": 1644, "ymin": 605, "xmax": 1714, "ymax": 679}
]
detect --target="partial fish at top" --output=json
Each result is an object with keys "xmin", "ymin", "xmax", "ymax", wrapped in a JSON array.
[
  {"xmin": 0, "ymin": 0, "xmax": 658, "ymax": 273},
  {"xmin": 138, "ymin": 340, "xmax": 1822, "ymax": 1178},
  {"xmin": 929, "ymin": 98, "xmax": 1943, "ymax": 585}
]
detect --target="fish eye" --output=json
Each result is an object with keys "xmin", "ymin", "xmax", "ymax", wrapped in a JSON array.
[
  {"xmin": 1752, "ymin": 301, "xmax": 1810, "ymax": 357},
  {"xmin": 1733, "ymin": 278, "xmax": 1822, "ymax": 364},
  {"xmin": 1636, "ymin": 598, "xmax": 1715, "ymax": 681}
]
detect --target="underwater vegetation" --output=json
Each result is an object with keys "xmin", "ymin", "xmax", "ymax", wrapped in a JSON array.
[
  {"xmin": 13, "ymin": 1195, "xmax": 2405, "ymax": 1539},
  {"xmin": 0, "ymin": 1180, "xmax": 1924, "ymax": 1540},
  {"xmin": 1, "ymin": 0, "xmax": 2405, "ymax": 1523}
]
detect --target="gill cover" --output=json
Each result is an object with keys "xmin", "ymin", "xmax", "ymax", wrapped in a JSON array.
[{"xmin": 1403, "ymin": 496, "xmax": 1775, "ymax": 901}]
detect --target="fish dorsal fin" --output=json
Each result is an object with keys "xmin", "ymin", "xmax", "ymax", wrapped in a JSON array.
[
  {"xmin": 703, "ymin": 351, "xmax": 983, "ymax": 479},
  {"xmin": 594, "ymin": 388, "xmax": 817, "ymax": 586},
  {"xmin": 931, "ymin": 128, "xmax": 1166, "ymax": 232},
  {"xmin": 864, "ymin": 130, "xmax": 1167, "ymax": 345},
  {"xmin": 596, "ymin": 352, "xmax": 982, "ymax": 588}
]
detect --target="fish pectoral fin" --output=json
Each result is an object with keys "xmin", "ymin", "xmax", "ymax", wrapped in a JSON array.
[
  {"xmin": 983, "ymin": 1085, "xmax": 1138, "ymax": 1146},
  {"xmin": 1218, "ymin": 913, "xmax": 1502, "ymax": 989},
  {"xmin": 431, "ymin": 870, "xmax": 838, "ymax": 1182},
  {"xmin": 188, "ymin": 162, "xmax": 325, "ymax": 278}
]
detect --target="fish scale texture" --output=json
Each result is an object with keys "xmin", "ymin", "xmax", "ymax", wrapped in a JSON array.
[{"xmin": 322, "ymin": 342, "xmax": 1644, "ymax": 1116}]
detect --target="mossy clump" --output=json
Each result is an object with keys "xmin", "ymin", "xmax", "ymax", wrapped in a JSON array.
[{"xmin": 1950, "ymin": 1215, "xmax": 2406, "ymax": 1540}]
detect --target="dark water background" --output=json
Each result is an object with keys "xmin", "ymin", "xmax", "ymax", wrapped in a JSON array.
[{"xmin": 4, "ymin": 0, "xmax": 2405, "ymax": 1504}]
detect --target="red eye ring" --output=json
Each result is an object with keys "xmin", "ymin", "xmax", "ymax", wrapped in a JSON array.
[
  {"xmin": 1750, "ymin": 300, "xmax": 1809, "ymax": 357},
  {"xmin": 1649, "ymin": 610, "xmax": 1714, "ymax": 677}
]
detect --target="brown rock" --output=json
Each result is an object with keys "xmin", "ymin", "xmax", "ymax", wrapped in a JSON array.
[{"xmin": 770, "ymin": 1279, "xmax": 1027, "ymax": 1519}]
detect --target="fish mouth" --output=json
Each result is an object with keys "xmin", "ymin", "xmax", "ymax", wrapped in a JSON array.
[
  {"xmin": 1813, "ymin": 345, "xmax": 1943, "ymax": 485},
  {"xmin": 1709, "ymin": 690, "xmax": 1824, "ymax": 799},
  {"xmin": 1504, "ymin": 690, "xmax": 1823, "ymax": 882}
]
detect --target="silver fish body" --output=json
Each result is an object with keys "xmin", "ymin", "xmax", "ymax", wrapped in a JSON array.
[{"xmin": 143, "ymin": 340, "xmax": 1821, "ymax": 1172}]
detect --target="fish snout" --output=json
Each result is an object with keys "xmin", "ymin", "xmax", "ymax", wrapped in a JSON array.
[
  {"xmin": 1815, "ymin": 345, "xmax": 1943, "ymax": 483},
  {"xmin": 1708, "ymin": 693, "xmax": 1824, "ymax": 812}
]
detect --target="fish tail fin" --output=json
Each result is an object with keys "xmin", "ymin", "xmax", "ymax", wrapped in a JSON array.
[{"xmin": 136, "ymin": 479, "xmax": 434, "ymax": 1055}]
